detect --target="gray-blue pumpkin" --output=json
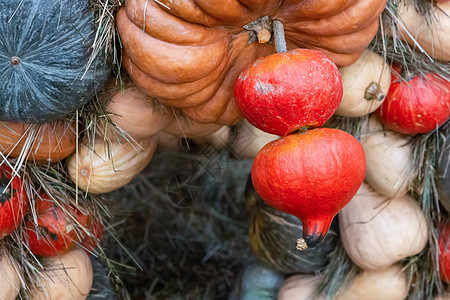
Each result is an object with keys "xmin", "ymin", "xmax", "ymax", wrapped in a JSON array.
[
  {"xmin": 0, "ymin": 0, "xmax": 110, "ymax": 123},
  {"xmin": 246, "ymin": 177, "xmax": 339, "ymax": 274},
  {"xmin": 437, "ymin": 128, "xmax": 450, "ymax": 213}
]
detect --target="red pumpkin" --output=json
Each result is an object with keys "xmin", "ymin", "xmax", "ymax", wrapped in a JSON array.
[
  {"xmin": 0, "ymin": 166, "xmax": 28, "ymax": 239},
  {"xmin": 439, "ymin": 222, "xmax": 450, "ymax": 283},
  {"xmin": 81, "ymin": 217, "xmax": 103, "ymax": 254},
  {"xmin": 251, "ymin": 128, "xmax": 365, "ymax": 248},
  {"xmin": 376, "ymin": 72, "xmax": 450, "ymax": 134},
  {"xmin": 234, "ymin": 49, "xmax": 342, "ymax": 136},
  {"xmin": 25, "ymin": 196, "xmax": 90, "ymax": 257}
]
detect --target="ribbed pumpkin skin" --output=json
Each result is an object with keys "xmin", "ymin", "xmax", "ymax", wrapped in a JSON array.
[
  {"xmin": 246, "ymin": 179, "xmax": 339, "ymax": 274},
  {"xmin": 0, "ymin": 0, "xmax": 110, "ymax": 123}
]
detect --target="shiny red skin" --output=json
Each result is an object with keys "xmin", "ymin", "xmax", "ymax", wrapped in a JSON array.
[
  {"xmin": 82, "ymin": 217, "xmax": 103, "ymax": 254},
  {"xmin": 234, "ymin": 49, "xmax": 343, "ymax": 136},
  {"xmin": 0, "ymin": 166, "xmax": 28, "ymax": 239},
  {"xmin": 438, "ymin": 223, "xmax": 450, "ymax": 283},
  {"xmin": 25, "ymin": 197, "xmax": 91, "ymax": 257},
  {"xmin": 251, "ymin": 128, "xmax": 366, "ymax": 247},
  {"xmin": 376, "ymin": 72, "xmax": 450, "ymax": 134}
]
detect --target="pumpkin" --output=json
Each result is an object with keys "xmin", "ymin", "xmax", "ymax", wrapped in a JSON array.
[
  {"xmin": 67, "ymin": 136, "xmax": 158, "ymax": 194},
  {"xmin": 117, "ymin": 0, "xmax": 386, "ymax": 124},
  {"xmin": 394, "ymin": 0, "xmax": 450, "ymax": 61},
  {"xmin": 246, "ymin": 178, "xmax": 339, "ymax": 274},
  {"xmin": 234, "ymin": 49, "xmax": 343, "ymax": 136},
  {"xmin": 0, "ymin": 121, "xmax": 76, "ymax": 163},
  {"xmin": 163, "ymin": 116, "xmax": 222, "ymax": 138},
  {"xmin": 156, "ymin": 131, "xmax": 183, "ymax": 152},
  {"xmin": 278, "ymin": 264, "xmax": 408, "ymax": 300},
  {"xmin": 24, "ymin": 196, "xmax": 90, "ymax": 257},
  {"xmin": 340, "ymin": 183, "xmax": 428, "ymax": 270},
  {"xmin": 437, "ymin": 128, "xmax": 450, "ymax": 212},
  {"xmin": 81, "ymin": 217, "xmax": 103, "ymax": 254},
  {"xmin": 105, "ymin": 84, "xmax": 167, "ymax": 140},
  {"xmin": 0, "ymin": 249, "xmax": 22, "ymax": 300},
  {"xmin": 0, "ymin": 0, "xmax": 110, "ymax": 123},
  {"xmin": 438, "ymin": 222, "xmax": 450, "ymax": 283},
  {"xmin": 336, "ymin": 49, "xmax": 391, "ymax": 117},
  {"xmin": 230, "ymin": 120, "xmax": 279, "ymax": 159},
  {"xmin": 252, "ymin": 128, "xmax": 365, "ymax": 248},
  {"xmin": 0, "ymin": 166, "xmax": 28, "ymax": 240},
  {"xmin": 376, "ymin": 70, "xmax": 450, "ymax": 134},
  {"xmin": 31, "ymin": 249, "xmax": 93, "ymax": 300},
  {"xmin": 190, "ymin": 126, "xmax": 231, "ymax": 150},
  {"xmin": 360, "ymin": 116, "xmax": 413, "ymax": 198}
]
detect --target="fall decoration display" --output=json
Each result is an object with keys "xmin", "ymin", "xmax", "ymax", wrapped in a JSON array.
[
  {"xmin": 361, "ymin": 117, "xmax": 413, "ymax": 198},
  {"xmin": 376, "ymin": 71, "xmax": 450, "ymax": 134},
  {"xmin": 252, "ymin": 128, "xmax": 365, "ymax": 248},
  {"xmin": 0, "ymin": 166, "xmax": 28, "ymax": 240},
  {"xmin": 67, "ymin": 136, "xmax": 158, "ymax": 194},
  {"xmin": 394, "ymin": 0, "xmax": 450, "ymax": 61},
  {"xmin": 336, "ymin": 49, "xmax": 391, "ymax": 117},
  {"xmin": 0, "ymin": 0, "xmax": 110, "ymax": 123},
  {"xmin": 163, "ymin": 117, "xmax": 222, "ymax": 139},
  {"xmin": 117, "ymin": 0, "xmax": 386, "ymax": 124},
  {"xmin": 235, "ymin": 49, "xmax": 343, "ymax": 136},
  {"xmin": 340, "ymin": 183, "xmax": 428, "ymax": 270},
  {"xmin": 30, "ymin": 249, "xmax": 93, "ymax": 300},
  {"xmin": 246, "ymin": 178, "xmax": 339, "ymax": 273},
  {"xmin": 0, "ymin": 250, "xmax": 22, "ymax": 300},
  {"xmin": 438, "ymin": 222, "xmax": 450, "ymax": 283},
  {"xmin": 437, "ymin": 130, "xmax": 450, "ymax": 212}
]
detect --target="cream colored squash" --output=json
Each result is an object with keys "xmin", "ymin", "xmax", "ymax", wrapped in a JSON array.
[
  {"xmin": 191, "ymin": 126, "xmax": 231, "ymax": 150},
  {"xmin": 278, "ymin": 264, "xmax": 408, "ymax": 300},
  {"xmin": 163, "ymin": 117, "xmax": 222, "ymax": 138},
  {"xmin": 230, "ymin": 120, "xmax": 279, "ymax": 159},
  {"xmin": 67, "ymin": 136, "xmax": 157, "ymax": 194},
  {"xmin": 156, "ymin": 131, "xmax": 183, "ymax": 151},
  {"xmin": 31, "ymin": 249, "xmax": 93, "ymax": 300},
  {"xmin": 336, "ymin": 50, "xmax": 391, "ymax": 117},
  {"xmin": 395, "ymin": 0, "xmax": 450, "ymax": 61},
  {"xmin": 360, "ymin": 116, "xmax": 413, "ymax": 198},
  {"xmin": 0, "ymin": 250, "xmax": 22, "ymax": 300},
  {"xmin": 340, "ymin": 183, "xmax": 428, "ymax": 270}
]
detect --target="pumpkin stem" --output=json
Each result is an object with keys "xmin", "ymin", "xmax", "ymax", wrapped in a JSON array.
[
  {"xmin": 273, "ymin": 20, "xmax": 287, "ymax": 53},
  {"xmin": 301, "ymin": 217, "xmax": 332, "ymax": 249},
  {"xmin": 364, "ymin": 82, "xmax": 385, "ymax": 101},
  {"xmin": 296, "ymin": 238, "xmax": 308, "ymax": 251},
  {"xmin": 10, "ymin": 56, "xmax": 20, "ymax": 66},
  {"xmin": 243, "ymin": 16, "xmax": 273, "ymax": 44}
]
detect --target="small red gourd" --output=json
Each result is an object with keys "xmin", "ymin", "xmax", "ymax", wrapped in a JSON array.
[
  {"xmin": 376, "ymin": 71, "xmax": 450, "ymax": 134},
  {"xmin": 25, "ymin": 195, "xmax": 90, "ymax": 257},
  {"xmin": 252, "ymin": 128, "xmax": 365, "ymax": 248},
  {"xmin": 438, "ymin": 222, "xmax": 450, "ymax": 283},
  {"xmin": 0, "ymin": 166, "xmax": 28, "ymax": 240},
  {"xmin": 234, "ymin": 49, "xmax": 343, "ymax": 136}
]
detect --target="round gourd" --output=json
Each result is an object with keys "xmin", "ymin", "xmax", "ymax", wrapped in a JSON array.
[
  {"xmin": 230, "ymin": 120, "xmax": 279, "ymax": 159},
  {"xmin": 31, "ymin": 249, "xmax": 93, "ymax": 300},
  {"xmin": 340, "ymin": 183, "xmax": 428, "ymax": 270},
  {"xmin": 117, "ymin": 0, "xmax": 387, "ymax": 124},
  {"xmin": 0, "ymin": 121, "xmax": 76, "ymax": 163},
  {"xmin": 360, "ymin": 116, "xmax": 413, "ymax": 198},
  {"xmin": 437, "ymin": 129, "xmax": 450, "ymax": 212},
  {"xmin": 336, "ymin": 50, "xmax": 391, "ymax": 117},
  {"xmin": 394, "ymin": 0, "xmax": 450, "ymax": 61},
  {"xmin": 190, "ymin": 126, "xmax": 231, "ymax": 150},
  {"xmin": 0, "ymin": 0, "xmax": 110, "ymax": 123},
  {"xmin": 278, "ymin": 264, "xmax": 408, "ymax": 300},
  {"xmin": 246, "ymin": 178, "xmax": 339, "ymax": 274},
  {"xmin": 156, "ymin": 131, "xmax": 183, "ymax": 152},
  {"xmin": 67, "ymin": 136, "xmax": 158, "ymax": 194},
  {"xmin": 0, "ymin": 250, "xmax": 22, "ymax": 300},
  {"xmin": 163, "ymin": 117, "xmax": 222, "ymax": 138},
  {"xmin": 252, "ymin": 128, "xmax": 365, "ymax": 248}
]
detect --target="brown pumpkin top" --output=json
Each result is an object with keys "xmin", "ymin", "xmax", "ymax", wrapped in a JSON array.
[{"xmin": 117, "ymin": 0, "xmax": 387, "ymax": 125}]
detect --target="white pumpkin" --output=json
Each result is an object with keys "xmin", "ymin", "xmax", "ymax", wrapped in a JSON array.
[
  {"xmin": 67, "ymin": 136, "xmax": 157, "ymax": 194},
  {"xmin": 278, "ymin": 264, "xmax": 408, "ymax": 300},
  {"xmin": 360, "ymin": 116, "xmax": 413, "ymax": 198},
  {"xmin": 340, "ymin": 183, "xmax": 428, "ymax": 270},
  {"xmin": 394, "ymin": 0, "xmax": 450, "ymax": 61},
  {"xmin": 156, "ymin": 131, "xmax": 183, "ymax": 151},
  {"xmin": 0, "ymin": 251, "xmax": 22, "ymax": 300},
  {"xmin": 163, "ymin": 117, "xmax": 222, "ymax": 138},
  {"xmin": 230, "ymin": 120, "xmax": 279, "ymax": 158},
  {"xmin": 31, "ymin": 249, "xmax": 93, "ymax": 300},
  {"xmin": 336, "ymin": 50, "xmax": 391, "ymax": 117},
  {"xmin": 191, "ymin": 126, "xmax": 231, "ymax": 150}
]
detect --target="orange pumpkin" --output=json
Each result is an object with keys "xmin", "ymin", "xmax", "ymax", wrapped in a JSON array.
[
  {"xmin": 0, "ymin": 121, "xmax": 76, "ymax": 163},
  {"xmin": 117, "ymin": 0, "xmax": 387, "ymax": 125}
]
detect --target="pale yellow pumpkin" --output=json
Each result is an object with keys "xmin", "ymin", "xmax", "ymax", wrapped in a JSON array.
[
  {"xmin": 191, "ymin": 126, "xmax": 231, "ymax": 150},
  {"xmin": 336, "ymin": 50, "xmax": 391, "ymax": 117},
  {"xmin": 163, "ymin": 116, "xmax": 222, "ymax": 138},
  {"xmin": 67, "ymin": 136, "xmax": 157, "ymax": 194},
  {"xmin": 0, "ymin": 250, "xmax": 22, "ymax": 300},
  {"xmin": 340, "ymin": 183, "xmax": 428, "ymax": 270},
  {"xmin": 31, "ymin": 249, "xmax": 93, "ymax": 300},
  {"xmin": 360, "ymin": 116, "xmax": 413, "ymax": 198}
]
